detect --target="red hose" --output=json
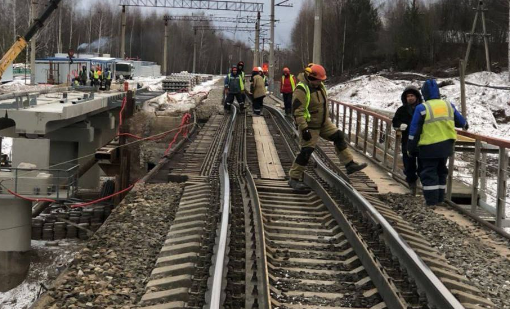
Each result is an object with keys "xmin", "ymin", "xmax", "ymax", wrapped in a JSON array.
[
  {"xmin": 6, "ymin": 188, "xmax": 56, "ymax": 203},
  {"xmin": 70, "ymin": 184, "xmax": 136, "ymax": 208}
]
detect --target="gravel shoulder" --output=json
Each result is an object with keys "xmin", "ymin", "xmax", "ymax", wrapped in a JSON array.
[
  {"xmin": 380, "ymin": 193, "xmax": 510, "ymax": 308},
  {"xmin": 32, "ymin": 183, "xmax": 183, "ymax": 309}
]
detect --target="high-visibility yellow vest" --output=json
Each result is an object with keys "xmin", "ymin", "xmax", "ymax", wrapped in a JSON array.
[
  {"xmin": 106, "ymin": 71, "xmax": 111, "ymax": 80},
  {"xmin": 93, "ymin": 71, "xmax": 99, "ymax": 79},
  {"xmin": 228, "ymin": 74, "xmax": 244, "ymax": 91},
  {"xmin": 281, "ymin": 74, "xmax": 296, "ymax": 91},
  {"xmin": 296, "ymin": 81, "xmax": 327, "ymax": 122},
  {"xmin": 418, "ymin": 99, "xmax": 457, "ymax": 146}
]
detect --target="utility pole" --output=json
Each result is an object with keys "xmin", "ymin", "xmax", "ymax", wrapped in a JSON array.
[
  {"xmin": 341, "ymin": 19, "xmax": 346, "ymax": 74},
  {"xmin": 269, "ymin": 0, "xmax": 275, "ymax": 92},
  {"xmin": 254, "ymin": 11, "xmax": 260, "ymax": 66},
  {"xmin": 30, "ymin": 0, "xmax": 37, "ymax": 85},
  {"xmin": 120, "ymin": 5, "xmax": 126, "ymax": 58},
  {"xmin": 193, "ymin": 28, "xmax": 197, "ymax": 73},
  {"xmin": 163, "ymin": 15, "xmax": 169, "ymax": 75},
  {"xmin": 219, "ymin": 39, "xmax": 223, "ymax": 75},
  {"xmin": 261, "ymin": 38, "xmax": 265, "ymax": 65},
  {"xmin": 508, "ymin": 0, "xmax": 510, "ymax": 82},
  {"xmin": 312, "ymin": 0, "xmax": 323, "ymax": 64},
  {"xmin": 464, "ymin": 0, "xmax": 491, "ymax": 72}
]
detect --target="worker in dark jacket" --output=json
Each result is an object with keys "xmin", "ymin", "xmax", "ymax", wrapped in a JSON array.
[
  {"xmin": 408, "ymin": 79, "xmax": 468, "ymax": 206},
  {"xmin": 280, "ymin": 67, "xmax": 297, "ymax": 115},
  {"xmin": 288, "ymin": 64, "xmax": 367, "ymax": 190},
  {"xmin": 392, "ymin": 85, "xmax": 422, "ymax": 194},
  {"xmin": 224, "ymin": 66, "xmax": 245, "ymax": 111}
]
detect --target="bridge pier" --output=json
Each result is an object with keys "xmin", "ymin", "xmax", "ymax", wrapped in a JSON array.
[{"xmin": 0, "ymin": 198, "xmax": 32, "ymax": 292}]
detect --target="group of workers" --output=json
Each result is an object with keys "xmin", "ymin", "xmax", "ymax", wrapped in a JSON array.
[
  {"xmin": 224, "ymin": 60, "xmax": 468, "ymax": 207},
  {"xmin": 73, "ymin": 65, "xmax": 112, "ymax": 90}
]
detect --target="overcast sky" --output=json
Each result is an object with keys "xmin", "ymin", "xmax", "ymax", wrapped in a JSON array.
[{"xmin": 76, "ymin": 0, "xmax": 305, "ymax": 48}]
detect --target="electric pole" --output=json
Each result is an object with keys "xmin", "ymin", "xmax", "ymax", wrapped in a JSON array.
[
  {"xmin": 313, "ymin": 0, "xmax": 323, "ymax": 64},
  {"xmin": 193, "ymin": 28, "xmax": 197, "ymax": 73},
  {"xmin": 254, "ymin": 11, "xmax": 260, "ymax": 66},
  {"xmin": 220, "ymin": 38, "xmax": 224, "ymax": 76},
  {"xmin": 121, "ymin": 5, "xmax": 126, "ymax": 58},
  {"xmin": 261, "ymin": 38, "xmax": 265, "ymax": 65},
  {"xmin": 269, "ymin": 0, "xmax": 275, "ymax": 92},
  {"xmin": 464, "ymin": 0, "xmax": 491, "ymax": 72},
  {"xmin": 30, "ymin": 0, "xmax": 37, "ymax": 85},
  {"xmin": 163, "ymin": 15, "xmax": 169, "ymax": 75}
]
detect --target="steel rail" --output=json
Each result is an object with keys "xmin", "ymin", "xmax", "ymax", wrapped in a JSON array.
[
  {"xmin": 264, "ymin": 103, "xmax": 465, "ymax": 309},
  {"xmin": 205, "ymin": 106, "xmax": 237, "ymax": 309}
]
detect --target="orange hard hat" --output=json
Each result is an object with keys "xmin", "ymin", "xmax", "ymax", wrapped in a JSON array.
[
  {"xmin": 307, "ymin": 64, "xmax": 327, "ymax": 81},
  {"xmin": 283, "ymin": 67, "xmax": 290, "ymax": 74},
  {"xmin": 253, "ymin": 66, "xmax": 259, "ymax": 71}
]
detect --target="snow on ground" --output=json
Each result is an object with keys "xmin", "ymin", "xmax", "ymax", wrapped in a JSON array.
[
  {"xmin": 143, "ymin": 76, "xmax": 222, "ymax": 114},
  {"xmin": 329, "ymin": 71, "xmax": 510, "ymax": 141},
  {"xmin": 0, "ymin": 240, "xmax": 81, "ymax": 309}
]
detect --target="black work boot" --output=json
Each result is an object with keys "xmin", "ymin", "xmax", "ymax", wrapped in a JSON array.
[
  {"xmin": 345, "ymin": 161, "xmax": 367, "ymax": 175},
  {"xmin": 288, "ymin": 178, "xmax": 309, "ymax": 191}
]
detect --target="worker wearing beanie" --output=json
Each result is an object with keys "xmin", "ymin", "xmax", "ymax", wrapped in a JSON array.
[
  {"xmin": 288, "ymin": 64, "xmax": 367, "ymax": 190},
  {"xmin": 408, "ymin": 79, "xmax": 468, "ymax": 206}
]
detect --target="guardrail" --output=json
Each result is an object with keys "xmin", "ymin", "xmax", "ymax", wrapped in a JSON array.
[
  {"xmin": 0, "ymin": 164, "xmax": 79, "ymax": 200},
  {"xmin": 328, "ymin": 99, "xmax": 510, "ymax": 229}
]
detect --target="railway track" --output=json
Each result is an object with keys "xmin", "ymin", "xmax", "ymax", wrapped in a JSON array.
[{"xmin": 136, "ymin": 91, "xmax": 494, "ymax": 308}]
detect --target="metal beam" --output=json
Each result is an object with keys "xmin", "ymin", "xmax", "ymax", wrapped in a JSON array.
[
  {"xmin": 166, "ymin": 15, "xmax": 273, "ymax": 23},
  {"xmin": 118, "ymin": 0, "xmax": 263, "ymax": 12},
  {"xmin": 194, "ymin": 26, "xmax": 267, "ymax": 32}
]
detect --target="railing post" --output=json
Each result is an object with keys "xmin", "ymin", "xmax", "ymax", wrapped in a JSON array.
[
  {"xmin": 14, "ymin": 169, "xmax": 18, "ymax": 193},
  {"xmin": 372, "ymin": 118, "xmax": 378, "ymax": 160},
  {"xmin": 480, "ymin": 151, "xmax": 487, "ymax": 201},
  {"xmin": 392, "ymin": 130, "xmax": 401, "ymax": 173},
  {"xmin": 56, "ymin": 169, "xmax": 60, "ymax": 200},
  {"xmin": 355, "ymin": 111, "xmax": 361, "ymax": 148},
  {"xmin": 342, "ymin": 105, "xmax": 347, "ymax": 133},
  {"xmin": 348, "ymin": 108, "xmax": 353, "ymax": 143},
  {"xmin": 363, "ymin": 114, "xmax": 369, "ymax": 154},
  {"xmin": 446, "ymin": 152, "xmax": 455, "ymax": 201},
  {"xmin": 335, "ymin": 103, "xmax": 340, "ymax": 127},
  {"xmin": 471, "ymin": 139, "xmax": 482, "ymax": 214},
  {"xmin": 383, "ymin": 123, "xmax": 391, "ymax": 166},
  {"xmin": 496, "ymin": 147, "xmax": 508, "ymax": 227}
]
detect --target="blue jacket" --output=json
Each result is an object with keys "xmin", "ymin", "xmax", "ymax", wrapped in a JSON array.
[
  {"xmin": 224, "ymin": 71, "xmax": 243, "ymax": 94},
  {"xmin": 408, "ymin": 80, "xmax": 467, "ymax": 158}
]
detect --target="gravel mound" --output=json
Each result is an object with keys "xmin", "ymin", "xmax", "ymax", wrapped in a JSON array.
[
  {"xmin": 38, "ymin": 183, "xmax": 183, "ymax": 309},
  {"xmin": 380, "ymin": 193, "xmax": 510, "ymax": 308}
]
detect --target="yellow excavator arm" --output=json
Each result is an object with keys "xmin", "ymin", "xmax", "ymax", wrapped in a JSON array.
[{"xmin": 0, "ymin": 37, "xmax": 27, "ymax": 80}]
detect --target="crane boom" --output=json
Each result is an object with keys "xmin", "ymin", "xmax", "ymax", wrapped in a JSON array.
[{"xmin": 0, "ymin": 0, "xmax": 62, "ymax": 80}]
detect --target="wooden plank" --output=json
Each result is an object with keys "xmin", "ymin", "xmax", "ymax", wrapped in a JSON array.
[{"xmin": 253, "ymin": 117, "xmax": 286, "ymax": 180}]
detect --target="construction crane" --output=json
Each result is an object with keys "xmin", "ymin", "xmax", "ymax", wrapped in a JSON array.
[{"xmin": 0, "ymin": 0, "xmax": 62, "ymax": 80}]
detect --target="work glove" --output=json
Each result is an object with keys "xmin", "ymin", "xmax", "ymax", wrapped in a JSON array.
[
  {"xmin": 400, "ymin": 123, "xmax": 408, "ymax": 131},
  {"xmin": 463, "ymin": 123, "xmax": 469, "ymax": 131},
  {"xmin": 302, "ymin": 128, "xmax": 312, "ymax": 141}
]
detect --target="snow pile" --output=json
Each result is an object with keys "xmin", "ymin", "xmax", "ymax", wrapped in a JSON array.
[
  {"xmin": 329, "ymin": 71, "xmax": 510, "ymax": 141},
  {"xmin": 144, "ymin": 77, "xmax": 221, "ymax": 114},
  {"xmin": 0, "ymin": 78, "xmax": 56, "ymax": 95}
]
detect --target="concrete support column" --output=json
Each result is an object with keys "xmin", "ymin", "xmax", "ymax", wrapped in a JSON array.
[{"xmin": 0, "ymin": 199, "xmax": 32, "ymax": 292}]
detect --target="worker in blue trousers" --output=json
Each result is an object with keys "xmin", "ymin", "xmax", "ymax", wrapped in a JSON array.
[{"xmin": 408, "ymin": 79, "xmax": 468, "ymax": 206}]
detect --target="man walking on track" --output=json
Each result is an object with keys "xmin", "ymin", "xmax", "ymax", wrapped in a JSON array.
[
  {"xmin": 224, "ymin": 66, "xmax": 245, "ymax": 111},
  {"xmin": 408, "ymin": 79, "xmax": 468, "ymax": 206},
  {"xmin": 280, "ymin": 67, "xmax": 297, "ymax": 116},
  {"xmin": 288, "ymin": 64, "xmax": 367, "ymax": 190}
]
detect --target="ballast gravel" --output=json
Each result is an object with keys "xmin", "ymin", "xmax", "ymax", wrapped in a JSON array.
[
  {"xmin": 38, "ymin": 183, "xmax": 183, "ymax": 309},
  {"xmin": 380, "ymin": 193, "xmax": 510, "ymax": 309}
]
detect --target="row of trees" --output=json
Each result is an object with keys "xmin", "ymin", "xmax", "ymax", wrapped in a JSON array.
[
  {"xmin": 287, "ymin": 0, "xmax": 509, "ymax": 76},
  {"xmin": 0, "ymin": 0, "xmax": 252, "ymax": 74}
]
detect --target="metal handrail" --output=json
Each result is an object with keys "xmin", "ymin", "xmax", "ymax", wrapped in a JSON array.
[
  {"xmin": 329, "ymin": 99, "xmax": 510, "ymax": 229},
  {"xmin": 207, "ymin": 105, "xmax": 237, "ymax": 309}
]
